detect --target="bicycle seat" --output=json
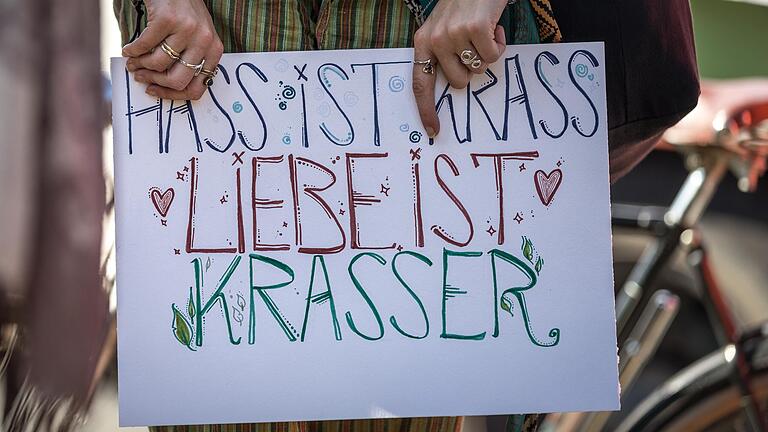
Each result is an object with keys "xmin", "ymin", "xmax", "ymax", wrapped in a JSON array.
[
  {"xmin": 662, "ymin": 78, "xmax": 768, "ymax": 150},
  {"xmin": 661, "ymin": 78, "xmax": 768, "ymax": 191}
]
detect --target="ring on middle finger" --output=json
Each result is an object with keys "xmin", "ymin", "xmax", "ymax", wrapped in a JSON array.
[
  {"xmin": 178, "ymin": 57, "xmax": 206, "ymax": 76},
  {"xmin": 459, "ymin": 49, "xmax": 483, "ymax": 70}
]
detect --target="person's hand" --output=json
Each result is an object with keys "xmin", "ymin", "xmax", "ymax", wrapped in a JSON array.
[
  {"xmin": 123, "ymin": 0, "xmax": 223, "ymax": 100},
  {"xmin": 412, "ymin": 0, "xmax": 508, "ymax": 138}
]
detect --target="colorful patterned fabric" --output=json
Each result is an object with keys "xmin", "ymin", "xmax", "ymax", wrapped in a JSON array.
[
  {"xmin": 407, "ymin": 0, "xmax": 561, "ymax": 43},
  {"xmin": 114, "ymin": 0, "xmax": 419, "ymax": 51},
  {"xmin": 529, "ymin": 0, "xmax": 562, "ymax": 42},
  {"xmin": 114, "ymin": 0, "xmax": 561, "ymax": 51},
  {"xmin": 113, "ymin": 1, "xmax": 560, "ymax": 431}
]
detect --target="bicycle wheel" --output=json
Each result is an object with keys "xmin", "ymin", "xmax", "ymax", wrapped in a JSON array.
[
  {"xmin": 663, "ymin": 373, "xmax": 768, "ymax": 431},
  {"xmin": 618, "ymin": 342, "xmax": 768, "ymax": 432}
]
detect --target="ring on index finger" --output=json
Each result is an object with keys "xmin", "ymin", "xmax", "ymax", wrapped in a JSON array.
[
  {"xmin": 414, "ymin": 58, "xmax": 435, "ymax": 75},
  {"xmin": 459, "ymin": 49, "xmax": 482, "ymax": 70}
]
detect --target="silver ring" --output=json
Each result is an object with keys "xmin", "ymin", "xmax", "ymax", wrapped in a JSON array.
[
  {"xmin": 160, "ymin": 41, "xmax": 181, "ymax": 61},
  {"xmin": 414, "ymin": 58, "xmax": 435, "ymax": 75},
  {"xmin": 178, "ymin": 57, "xmax": 206, "ymax": 76}
]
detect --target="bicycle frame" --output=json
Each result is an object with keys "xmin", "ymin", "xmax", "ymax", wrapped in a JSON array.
[{"xmin": 545, "ymin": 147, "xmax": 768, "ymax": 431}]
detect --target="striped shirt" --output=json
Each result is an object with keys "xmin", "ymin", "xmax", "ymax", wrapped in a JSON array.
[
  {"xmin": 113, "ymin": 1, "xmax": 559, "ymax": 431},
  {"xmin": 114, "ymin": 0, "xmax": 420, "ymax": 52},
  {"xmin": 113, "ymin": 0, "xmax": 560, "ymax": 52}
]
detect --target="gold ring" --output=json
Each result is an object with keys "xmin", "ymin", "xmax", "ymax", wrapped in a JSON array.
[
  {"xmin": 413, "ymin": 58, "xmax": 435, "ymax": 75},
  {"xmin": 460, "ymin": 49, "xmax": 482, "ymax": 69},
  {"xmin": 460, "ymin": 49, "xmax": 476, "ymax": 64},
  {"xmin": 200, "ymin": 67, "xmax": 217, "ymax": 86},
  {"xmin": 200, "ymin": 67, "xmax": 217, "ymax": 78},
  {"xmin": 160, "ymin": 41, "xmax": 181, "ymax": 61}
]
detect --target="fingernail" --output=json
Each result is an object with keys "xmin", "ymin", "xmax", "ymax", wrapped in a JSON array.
[
  {"xmin": 134, "ymin": 73, "xmax": 146, "ymax": 83},
  {"xmin": 426, "ymin": 127, "xmax": 437, "ymax": 138},
  {"xmin": 145, "ymin": 87, "xmax": 157, "ymax": 97},
  {"xmin": 126, "ymin": 62, "xmax": 136, "ymax": 72}
]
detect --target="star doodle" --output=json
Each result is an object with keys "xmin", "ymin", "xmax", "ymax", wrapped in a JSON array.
[
  {"xmin": 519, "ymin": 163, "xmax": 526, "ymax": 172},
  {"xmin": 176, "ymin": 172, "xmax": 185, "ymax": 180},
  {"xmin": 513, "ymin": 212, "xmax": 524, "ymax": 224},
  {"xmin": 220, "ymin": 195, "xmax": 228, "ymax": 204},
  {"xmin": 282, "ymin": 221, "xmax": 288, "ymax": 227},
  {"xmin": 486, "ymin": 226, "xmax": 496, "ymax": 236},
  {"xmin": 174, "ymin": 249, "xmax": 181, "ymax": 255},
  {"xmin": 161, "ymin": 219, "xmax": 167, "ymax": 226},
  {"xmin": 380, "ymin": 184, "xmax": 390, "ymax": 196}
]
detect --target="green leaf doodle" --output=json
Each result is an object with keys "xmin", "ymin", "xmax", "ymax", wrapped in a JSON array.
[
  {"xmin": 187, "ymin": 287, "xmax": 196, "ymax": 320},
  {"xmin": 171, "ymin": 304, "xmax": 194, "ymax": 350},
  {"xmin": 500, "ymin": 296, "xmax": 513, "ymax": 315},
  {"xmin": 522, "ymin": 236, "xmax": 534, "ymax": 262},
  {"xmin": 494, "ymin": 241, "xmax": 560, "ymax": 347}
]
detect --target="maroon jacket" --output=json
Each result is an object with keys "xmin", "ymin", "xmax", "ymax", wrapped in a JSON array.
[{"xmin": 551, "ymin": 0, "xmax": 701, "ymax": 180}]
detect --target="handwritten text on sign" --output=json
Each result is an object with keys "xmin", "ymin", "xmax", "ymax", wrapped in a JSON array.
[{"xmin": 112, "ymin": 43, "xmax": 618, "ymax": 427}]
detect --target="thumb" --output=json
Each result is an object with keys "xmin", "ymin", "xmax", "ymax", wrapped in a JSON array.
[{"xmin": 494, "ymin": 25, "xmax": 507, "ymax": 57}]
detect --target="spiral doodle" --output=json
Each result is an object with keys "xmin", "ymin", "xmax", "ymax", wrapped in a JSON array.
[
  {"xmin": 575, "ymin": 63, "xmax": 589, "ymax": 78},
  {"xmin": 343, "ymin": 91, "xmax": 359, "ymax": 107},
  {"xmin": 388, "ymin": 75, "xmax": 405, "ymax": 92},
  {"xmin": 399, "ymin": 123, "xmax": 410, "ymax": 132},
  {"xmin": 232, "ymin": 101, "xmax": 243, "ymax": 113},
  {"xmin": 282, "ymin": 135, "xmax": 292, "ymax": 145},
  {"xmin": 318, "ymin": 102, "xmax": 331, "ymax": 118},
  {"xmin": 282, "ymin": 85, "xmax": 296, "ymax": 100},
  {"xmin": 278, "ymin": 101, "xmax": 287, "ymax": 111},
  {"xmin": 274, "ymin": 59, "xmax": 289, "ymax": 72},
  {"xmin": 409, "ymin": 131, "xmax": 422, "ymax": 143}
]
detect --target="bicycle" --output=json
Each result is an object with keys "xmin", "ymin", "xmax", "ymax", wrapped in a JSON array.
[{"xmin": 541, "ymin": 78, "xmax": 768, "ymax": 431}]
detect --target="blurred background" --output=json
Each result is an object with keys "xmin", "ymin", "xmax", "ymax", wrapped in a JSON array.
[{"xmin": 0, "ymin": 0, "xmax": 766, "ymax": 430}]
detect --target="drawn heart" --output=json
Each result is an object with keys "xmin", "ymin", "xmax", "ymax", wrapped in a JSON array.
[
  {"xmin": 534, "ymin": 169, "xmax": 563, "ymax": 206},
  {"xmin": 150, "ymin": 187, "xmax": 175, "ymax": 218}
]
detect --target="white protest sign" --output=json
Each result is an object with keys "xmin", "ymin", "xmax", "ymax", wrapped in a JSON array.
[{"xmin": 112, "ymin": 43, "xmax": 618, "ymax": 427}]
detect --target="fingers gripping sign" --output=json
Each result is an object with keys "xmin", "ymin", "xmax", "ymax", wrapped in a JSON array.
[
  {"xmin": 144, "ymin": 45, "xmax": 223, "ymax": 100},
  {"xmin": 411, "ymin": 0, "xmax": 509, "ymax": 139},
  {"xmin": 123, "ymin": 0, "xmax": 224, "ymax": 101}
]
